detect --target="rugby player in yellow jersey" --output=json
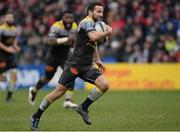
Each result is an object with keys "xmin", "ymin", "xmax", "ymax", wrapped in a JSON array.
[
  {"xmin": 28, "ymin": 10, "xmax": 78, "ymax": 108},
  {"xmin": 0, "ymin": 13, "xmax": 21, "ymax": 102}
]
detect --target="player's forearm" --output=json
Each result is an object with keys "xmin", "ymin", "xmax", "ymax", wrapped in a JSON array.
[
  {"xmin": 93, "ymin": 46, "xmax": 100, "ymax": 62},
  {"xmin": 13, "ymin": 40, "xmax": 19, "ymax": 48},
  {"xmin": 56, "ymin": 37, "xmax": 69, "ymax": 45},
  {"xmin": 13, "ymin": 39, "xmax": 18, "ymax": 46},
  {"xmin": 88, "ymin": 31, "xmax": 110, "ymax": 42},
  {"xmin": 13, "ymin": 40, "xmax": 20, "ymax": 52},
  {"xmin": 0, "ymin": 42, "xmax": 8, "ymax": 51},
  {"xmin": 48, "ymin": 37, "xmax": 68, "ymax": 45}
]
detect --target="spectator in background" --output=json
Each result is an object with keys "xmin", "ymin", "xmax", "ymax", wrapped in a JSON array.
[{"xmin": 0, "ymin": 0, "xmax": 179, "ymax": 64}]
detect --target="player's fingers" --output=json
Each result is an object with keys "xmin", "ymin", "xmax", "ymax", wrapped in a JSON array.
[
  {"xmin": 98, "ymin": 67, "xmax": 102, "ymax": 72},
  {"xmin": 99, "ymin": 66, "xmax": 105, "ymax": 73},
  {"xmin": 102, "ymin": 66, "xmax": 106, "ymax": 72}
]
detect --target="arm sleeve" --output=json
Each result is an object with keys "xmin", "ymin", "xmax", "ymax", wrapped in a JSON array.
[
  {"xmin": 82, "ymin": 21, "xmax": 95, "ymax": 34},
  {"xmin": 48, "ymin": 26, "xmax": 59, "ymax": 38}
]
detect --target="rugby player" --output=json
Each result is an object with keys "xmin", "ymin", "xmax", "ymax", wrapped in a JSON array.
[
  {"xmin": 28, "ymin": 10, "xmax": 78, "ymax": 108},
  {"xmin": 30, "ymin": 2, "xmax": 112, "ymax": 130},
  {"xmin": 0, "ymin": 13, "xmax": 21, "ymax": 102}
]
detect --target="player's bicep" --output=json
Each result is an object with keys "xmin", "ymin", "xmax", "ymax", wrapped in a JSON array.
[
  {"xmin": 82, "ymin": 21, "xmax": 96, "ymax": 41},
  {"xmin": 87, "ymin": 31, "xmax": 97, "ymax": 40}
]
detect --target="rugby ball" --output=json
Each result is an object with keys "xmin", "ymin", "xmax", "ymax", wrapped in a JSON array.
[{"xmin": 95, "ymin": 20, "xmax": 108, "ymax": 44}]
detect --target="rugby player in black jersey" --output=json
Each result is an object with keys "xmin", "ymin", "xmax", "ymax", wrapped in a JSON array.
[
  {"xmin": 28, "ymin": 10, "xmax": 78, "ymax": 108},
  {"xmin": 30, "ymin": 2, "xmax": 112, "ymax": 130},
  {"xmin": 0, "ymin": 13, "xmax": 21, "ymax": 102}
]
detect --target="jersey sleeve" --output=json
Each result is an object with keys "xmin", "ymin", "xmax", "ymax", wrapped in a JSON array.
[
  {"xmin": 82, "ymin": 21, "xmax": 95, "ymax": 34},
  {"xmin": 48, "ymin": 26, "xmax": 59, "ymax": 38}
]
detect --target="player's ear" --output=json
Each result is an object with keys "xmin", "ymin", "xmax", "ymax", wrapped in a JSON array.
[{"xmin": 88, "ymin": 10, "xmax": 93, "ymax": 16}]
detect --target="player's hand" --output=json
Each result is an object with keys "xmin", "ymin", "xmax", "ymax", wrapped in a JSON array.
[
  {"xmin": 13, "ymin": 45, "xmax": 21, "ymax": 53},
  {"xmin": 6, "ymin": 46, "xmax": 19, "ymax": 54},
  {"xmin": 96, "ymin": 60, "xmax": 105, "ymax": 73},
  {"xmin": 106, "ymin": 25, "xmax": 112, "ymax": 35},
  {"xmin": 68, "ymin": 32, "xmax": 76, "ymax": 46}
]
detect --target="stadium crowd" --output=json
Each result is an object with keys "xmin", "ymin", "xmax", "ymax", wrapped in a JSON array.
[{"xmin": 0, "ymin": 0, "xmax": 179, "ymax": 64}]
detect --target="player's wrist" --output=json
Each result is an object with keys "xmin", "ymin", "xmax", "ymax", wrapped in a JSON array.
[
  {"xmin": 95, "ymin": 59, "xmax": 101, "ymax": 63},
  {"xmin": 105, "ymin": 30, "xmax": 111, "ymax": 36}
]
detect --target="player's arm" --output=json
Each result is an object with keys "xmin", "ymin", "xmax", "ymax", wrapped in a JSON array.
[
  {"xmin": 48, "ymin": 37, "xmax": 66, "ymax": 45},
  {"xmin": 87, "ymin": 25, "xmax": 112, "ymax": 42},
  {"xmin": 83, "ymin": 21, "xmax": 112, "ymax": 42},
  {"xmin": 94, "ymin": 45, "xmax": 100, "ymax": 62},
  {"xmin": 48, "ymin": 25, "xmax": 66, "ymax": 45},
  {"xmin": 0, "ymin": 30, "xmax": 17, "ymax": 54},
  {"xmin": 0, "ymin": 40, "xmax": 20, "ymax": 54},
  {"xmin": 13, "ymin": 27, "xmax": 21, "ymax": 52},
  {"xmin": 12, "ymin": 39, "xmax": 20, "ymax": 52},
  {"xmin": 0, "ymin": 30, "xmax": 7, "ymax": 51},
  {"xmin": 48, "ymin": 26, "xmax": 76, "ymax": 45},
  {"xmin": 0, "ymin": 41, "xmax": 8, "ymax": 51},
  {"xmin": 0, "ymin": 41, "xmax": 18, "ymax": 54},
  {"xmin": 48, "ymin": 35, "xmax": 76, "ymax": 45},
  {"xmin": 94, "ymin": 45, "xmax": 105, "ymax": 73}
]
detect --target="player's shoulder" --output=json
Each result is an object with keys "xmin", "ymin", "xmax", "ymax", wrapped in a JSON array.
[
  {"xmin": 52, "ymin": 20, "xmax": 77, "ymax": 30},
  {"xmin": 82, "ymin": 16, "xmax": 94, "ymax": 22},
  {"xmin": 0, "ymin": 23, "xmax": 7, "ymax": 30},
  {"xmin": 72, "ymin": 22, "xmax": 78, "ymax": 30},
  {"xmin": 52, "ymin": 20, "xmax": 64, "ymax": 29},
  {"xmin": 81, "ymin": 17, "xmax": 94, "ymax": 24},
  {"xmin": 79, "ymin": 16, "xmax": 95, "ymax": 28}
]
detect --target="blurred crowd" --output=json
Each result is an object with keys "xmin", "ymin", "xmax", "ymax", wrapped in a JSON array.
[{"xmin": 0, "ymin": 0, "xmax": 180, "ymax": 64}]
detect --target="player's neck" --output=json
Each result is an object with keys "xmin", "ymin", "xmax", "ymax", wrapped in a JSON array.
[
  {"xmin": 86, "ymin": 16, "xmax": 94, "ymax": 22},
  {"xmin": 5, "ymin": 22, "xmax": 14, "ymax": 27}
]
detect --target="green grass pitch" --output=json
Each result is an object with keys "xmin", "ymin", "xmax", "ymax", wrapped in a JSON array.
[{"xmin": 0, "ymin": 89, "xmax": 180, "ymax": 131}]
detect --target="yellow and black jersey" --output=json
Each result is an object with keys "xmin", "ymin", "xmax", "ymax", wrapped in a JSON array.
[
  {"xmin": 67, "ymin": 16, "xmax": 96, "ymax": 66},
  {"xmin": 0, "ymin": 23, "xmax": 19, "ymax": 69},
  {"xmin": 49, "ymin": 20, "xmax": 77, "ymax": 39},
  {"xmin": 47, "ymin": 20, "xmax": 78, "ymax": 58},
  {"xmin": 0, "ymin": 23, "xmax": 18, "ymax": 47}
]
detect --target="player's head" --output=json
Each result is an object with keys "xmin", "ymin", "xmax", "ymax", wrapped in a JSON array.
[
  {"xmin": 87, "ymin": 2, "xmax": 103, "ymax": 22},
  {"xmin": 62, "ymin": 10, "xmax": 74, "ymax": 30},
  {"xmin": 4, "ymin": 13, "xmax": 14, "ymax": 25}
]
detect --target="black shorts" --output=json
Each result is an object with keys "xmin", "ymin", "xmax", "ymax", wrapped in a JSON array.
[
  {"xmin": 58, "ymin": 63, "xmax": 102, "ymax": 88},
  {"xmin": 45, "ymin": 54, "xmax": 67, "ymax": 69},
  {"xmin": 44, "ymin": 54, "xmax": 74, "ymax": 89},
  {"xmin": 44, "ymin": 54, "xmax": 68, "ymax": 80},
  {"xmin": 0, "ymin": 57, "xmax": 17, "ymax": 73}
]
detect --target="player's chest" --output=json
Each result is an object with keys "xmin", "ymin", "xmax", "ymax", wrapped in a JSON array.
[
  {"xmin": 1, "ymin": 29, "xmax": 17, "ymax": 37},
  {"xmin": 57, "ymin": 29, "xmax": 70, "ymax": 37}
]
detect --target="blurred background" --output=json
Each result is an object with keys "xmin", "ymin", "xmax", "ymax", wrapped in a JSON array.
[{"xmin": 0, "ymin": 0, "xmax": 179, "ymax": 90}]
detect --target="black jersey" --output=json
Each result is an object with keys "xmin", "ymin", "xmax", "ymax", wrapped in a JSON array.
[
  {"xmin": 0, "ymin": 23, "xmax": 19, "ymax": 56},
  {"xmin": 47, "ymin": 20, "xmax": 77, "ymax": 58},
  {"xmin": 67, "ymin": 17, "xmax": 96, "ymax": 66}
]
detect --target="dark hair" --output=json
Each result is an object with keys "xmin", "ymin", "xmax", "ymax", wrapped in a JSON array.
[
  {"xmin": 62, "ymin": 10, "xmax": 73, "ymax": 16},
  {"xmin": 5, "ymin": 11, "xmax": 14, "ymax": 16},
  {"xmin": 86, "ymin": 2, "xmax": 103, "ymax": 15}
]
